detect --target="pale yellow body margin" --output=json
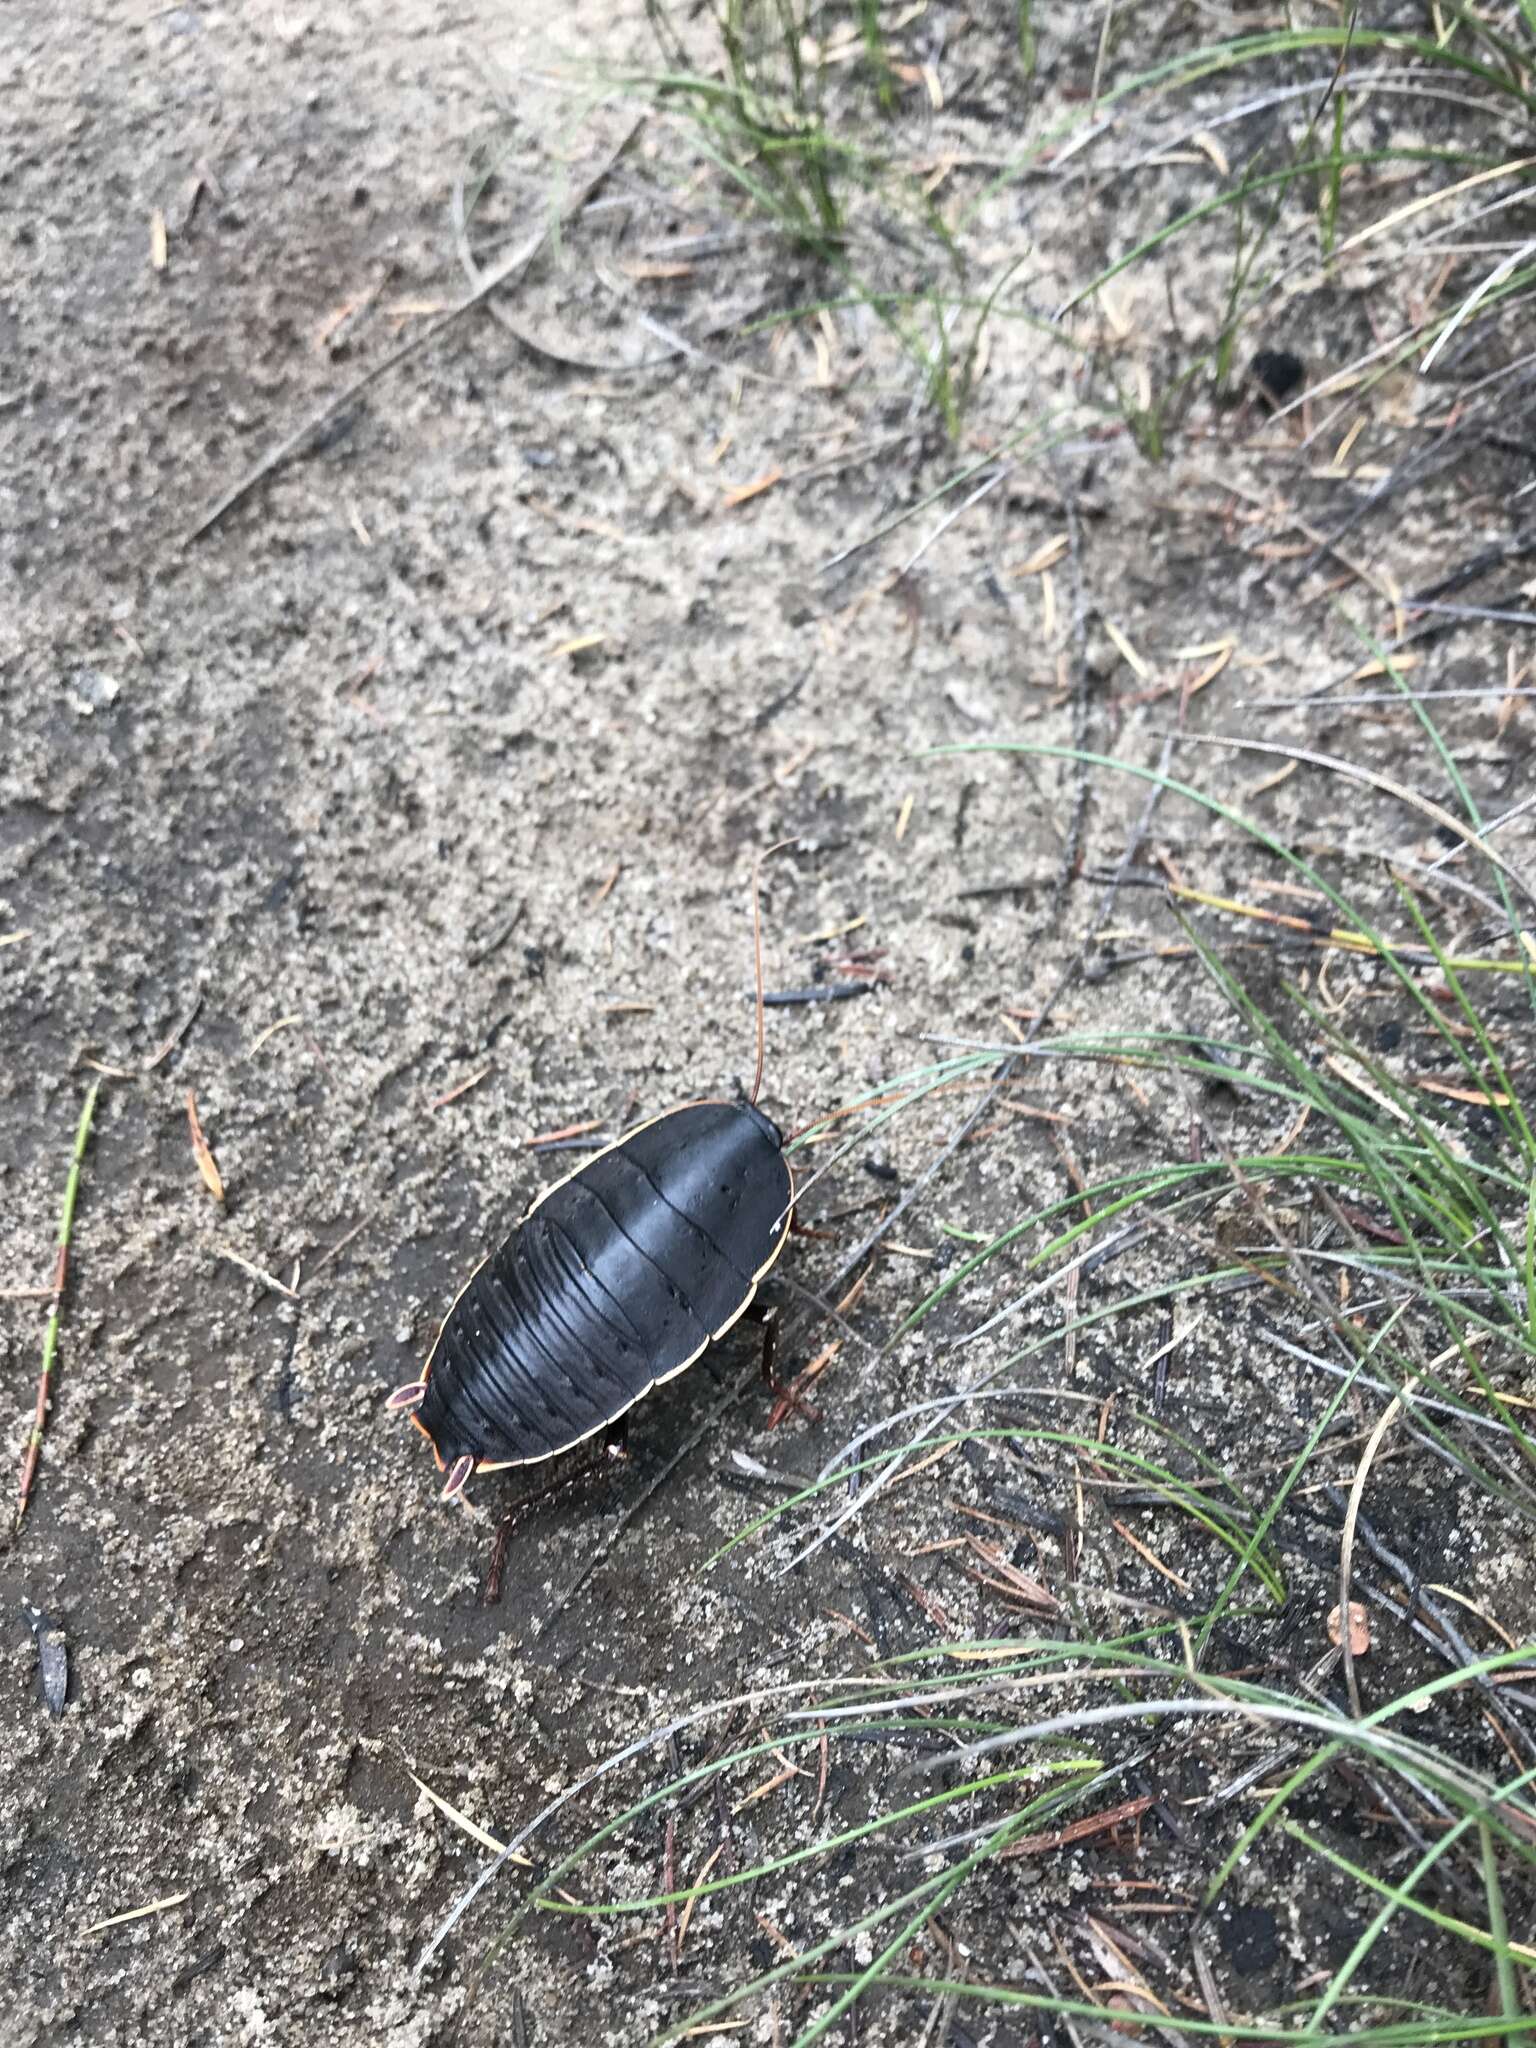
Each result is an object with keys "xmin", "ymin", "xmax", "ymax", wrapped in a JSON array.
[{"xmin": 410, "ymin": 1100, "xmax": 794, "ymax": 1475}]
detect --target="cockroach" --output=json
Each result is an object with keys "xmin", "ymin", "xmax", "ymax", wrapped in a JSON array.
[{"xmin": 389, "ymin": 868, "xmax": 796, "ymax": 1505}]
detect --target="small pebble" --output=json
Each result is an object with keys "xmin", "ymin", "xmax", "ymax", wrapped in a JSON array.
[
  {"xmin": 1248, "ymin": 348, "xmax": 1305, "ymax": 410},
  {"xmin": 23, "ymin": 1604, "xmax": 68, "ymax": 1716}
]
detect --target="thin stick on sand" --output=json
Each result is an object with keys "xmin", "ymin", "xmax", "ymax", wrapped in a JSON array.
[{"xmin": 14, "ymin": 1081, "xmax": 101, "ymax": 1536}]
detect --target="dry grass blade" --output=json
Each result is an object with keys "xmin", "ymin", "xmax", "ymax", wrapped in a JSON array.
[
  {"xmin": 406, "ymin": 1767, "xmax": 531, "ymax": 1865},
  {"xmin": 1339, "ymin": 1376, "xmax": 1422, "ymax": 1718},
  {"xmin": 80, "ymin": 1890, "xmax": 191, "ymax": 1938},
  {"xmin": 1185, "ymin": 734, "xmax": 1536, "ymax": 911},
  {"xmin": 185, "ymin": 1089, "xmax": 225, "ymax": 1204}
]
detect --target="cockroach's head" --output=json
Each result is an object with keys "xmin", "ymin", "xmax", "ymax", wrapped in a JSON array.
[{"xmin": 742, "ymin": 1101, "xmax": 784, "ymax": 1150}]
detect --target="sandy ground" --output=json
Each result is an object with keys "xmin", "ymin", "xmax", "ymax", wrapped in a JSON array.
[{"xmin": 5, "ymin": 3, "xmax": 1535, "ymax": 2044}]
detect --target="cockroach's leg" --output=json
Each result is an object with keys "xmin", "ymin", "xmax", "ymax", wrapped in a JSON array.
[
  {"xmin": 748, "ymin": 1304, "xmax": 821, "ymax": 1425},
  {"xmin": 757, "ymin": 1305, "xmax": 778, "ymax": 1387},
  {"xmin": 483, "ymin": 1439, "xmax": 626, "ymax": 1605},
  {"xmin": 484, "ymin": 1512, "xmax": 517, "ymax": 1607}
]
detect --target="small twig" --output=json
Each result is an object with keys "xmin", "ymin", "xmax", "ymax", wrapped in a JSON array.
[
  {"xmin": 430, "ymin": 1062, "xmax": 495, "ymax": 1111},
  {"xmin": 762, "ymin": 982, "xmax": 880, "ymax": 1007},
  {"xmin": 143, "ymin": 996, "xmax": 203, "ymax": 1072},
  {"xmin": 1001, "ymin": 1794, "xmax": 1155, "ymax": 1863},
  {"xmin": 1188, "ymin": 1926, "xmax": 1230, "ymax": 2036},
  {"xmin": 303, "ymin": 1214, "xmax": 369, "ymax": 1283},
  {"xmin": 14, "ymin": 1081, "xmax": 101, "ymax": 1536},
  {"xmin": 528, "ymin": 1118, "xmax": 607, "ymax": 1150},
  {"xmin": 1052, "ymin": 475, "xmax": 1093, "ymax": 902},
  {"xmin": 216, "ymin": 1249, "xmax": 299, "ymax": 1301},
  {"xmin": 183, "ymin": 120, "xmax": 643, "ymax": 543}
]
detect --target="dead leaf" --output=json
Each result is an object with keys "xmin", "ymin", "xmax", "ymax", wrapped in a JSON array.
[{"xmin": 1413, "ymin": 1077, "xmax": 1512, "ymax": 1108}]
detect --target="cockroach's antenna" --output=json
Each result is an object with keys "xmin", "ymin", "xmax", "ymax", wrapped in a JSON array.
[
  {"xmin": 750, "ymin": 853, "xmax": 768, "ymax": 1106},
  {"xmin": 749, "ymin": 839, "xmax": 798, "ymax": 1106}
]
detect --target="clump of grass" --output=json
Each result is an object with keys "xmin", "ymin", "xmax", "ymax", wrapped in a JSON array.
[
  {"xmin": 642, "ymin": 0, "xmax": 857, "ymax": 256},
  {"xmin": 922, "ymin": 725, "xmax": 1536, "ymax": 1449},
  {"xmin": 483, "ymin": 9, "xmax": 1536, "ymax": 469},
  {"xmin": 431, "ymin": 1638, "xmax": 1536, "ymax": 2042},
  {"xmin": 1049, "ymin": 16, "xmax": 1536, "ymax": 444},
  {"xmin": 612, "ymin": 2, "xmax": 1056, "ymax": 434}
]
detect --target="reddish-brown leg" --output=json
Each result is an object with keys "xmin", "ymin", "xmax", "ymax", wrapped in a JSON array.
[
  {"xmin": 750, "ymin": 1306, "xmax": 822, "ymax": 1427},
  {"xmin": 483, "ymin": 1421, "xmax": 630, "ymax": 1604}
]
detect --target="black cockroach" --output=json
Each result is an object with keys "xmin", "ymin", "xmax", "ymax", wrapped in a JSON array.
[{"xmin": 389, "ymin": 871, "xmax": 796, "ymax": 1504}]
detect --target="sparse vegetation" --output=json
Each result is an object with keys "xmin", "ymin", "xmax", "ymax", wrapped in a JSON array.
[{"xmin": 565, "ymin": 2, "xmax": 1536, "ymax": 457}]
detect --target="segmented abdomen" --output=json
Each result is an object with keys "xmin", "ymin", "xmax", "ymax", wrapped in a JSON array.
[{"xmin": 417, "ymin": 1102, "xmax": 791, "ymax": 1466}]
